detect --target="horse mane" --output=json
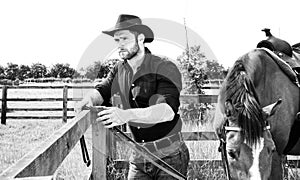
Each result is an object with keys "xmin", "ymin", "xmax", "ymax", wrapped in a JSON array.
[{"xmin": 223, "ymin": 56, "xmax": 264, "ymax": 146}]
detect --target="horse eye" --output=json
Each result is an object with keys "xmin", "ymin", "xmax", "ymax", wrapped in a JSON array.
[
  {"xmin": 228, "ymin": 151, "xmax": 236, "ymax": 158},
  {"xmin": 267, "ymin": 146, "xmax": 276, "ymax": 154},
  {"xmin": 226, "ymin": 109, "xmax": 231, "ymax": 117},
  {"xmin": 228, "ymin": 149, "xmax": 239, "ymax": 160}
]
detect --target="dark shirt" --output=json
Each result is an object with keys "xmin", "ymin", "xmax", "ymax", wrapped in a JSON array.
[{"xmin": 96, "ymin": 49, "xmax": 182, "ymax": 142}]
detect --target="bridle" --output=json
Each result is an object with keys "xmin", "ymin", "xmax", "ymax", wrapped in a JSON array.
[
  {"xmin": 218, "ymin": 118, "xmax": 231, "ymax": 180},
  {"xmin": 218, "ymin": 104, "xmax": 271, "ymax": 180}
]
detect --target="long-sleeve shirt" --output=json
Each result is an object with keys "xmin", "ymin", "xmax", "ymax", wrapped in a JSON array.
[{"xmin": 96, "ymin": 49, "xmax": 182, "ymax": 142}]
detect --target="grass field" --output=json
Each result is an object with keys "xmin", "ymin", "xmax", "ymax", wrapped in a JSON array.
[{"xmin": 0, "ymin": 120, "xmax": 63, "ymax": 173}]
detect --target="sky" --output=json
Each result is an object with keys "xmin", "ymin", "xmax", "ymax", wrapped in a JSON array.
[{"xmin": 1, "ymin": 0, "xmax": 300, "ymax": 70}]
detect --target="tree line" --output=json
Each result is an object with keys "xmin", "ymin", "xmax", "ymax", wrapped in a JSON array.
[
  {"xmin": 0, "ymin": 60, "xmax": 119, "ymax": 82},
  {"xmin": 0, "ymin": 63, "xmax": 79, "ymax": 81},
  {"xmin": 0, "ymin": 45, "xmax": 228, "ymax": 89}
]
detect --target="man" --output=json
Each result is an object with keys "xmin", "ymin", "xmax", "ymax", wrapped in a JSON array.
[{"xmin": 76, "ymin": 14, "xmax": 189, "ymax": 179}]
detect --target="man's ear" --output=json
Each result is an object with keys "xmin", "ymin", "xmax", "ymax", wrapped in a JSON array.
[
  {"xmin": 137, "ymin": 33, "xmax": 145, "ymax": 43},
  {"xmin": 262, "ymin": 99, "xmax": 282, "ymax": 116}
]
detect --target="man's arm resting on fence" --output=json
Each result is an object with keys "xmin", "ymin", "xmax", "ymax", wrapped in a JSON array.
[
  {"xmin": 97, "ymin": 103, "xmax": 175, "ymax": 128},
  {"xmin": 75, "ymin": 89, "xmax": 104, "ymax": 113}
]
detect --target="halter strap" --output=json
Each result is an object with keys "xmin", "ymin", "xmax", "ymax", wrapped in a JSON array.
[
  {"xmin": 224, "ymin": 126, "xmax": 242, "ymax": 131},
  {"xmin": 224, "ymin": 125, "xmax": 270, "ymax": 132}
]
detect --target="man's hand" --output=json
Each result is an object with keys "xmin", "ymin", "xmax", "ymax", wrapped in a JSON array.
[
  {"xmin": 75, "ymin": 98, "xmax": 93, "ymax": 114},
  {"xmin": 96, "ymin": 106, "xmax": 130, "ymax": 128},
  {"xmin": 75, "ymin": 89, "xmax": 104, "ymax": 114}
]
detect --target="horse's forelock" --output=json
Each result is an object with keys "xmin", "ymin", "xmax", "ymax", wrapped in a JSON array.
[{"xmin": 223, "ymin": 58, "xmax": 264, "ymax": 146}]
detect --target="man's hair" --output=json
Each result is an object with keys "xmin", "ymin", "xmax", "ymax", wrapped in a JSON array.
[{"xmin": 129, "ymin": 30, "xmax": 145, "ymax": 43}]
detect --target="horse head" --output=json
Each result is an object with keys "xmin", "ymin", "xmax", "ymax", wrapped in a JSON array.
[
  {"xmin": 213, "ymin": 49, "xmax": 296, "ymax": 180},
  {"xmin": 221, "ymin": 99, "xmax": 280, "ymax": 180}
]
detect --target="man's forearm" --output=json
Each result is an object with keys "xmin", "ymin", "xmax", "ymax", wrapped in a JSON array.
[{"xmin": 124, "ymin": 103, "xmax": 175, "ymax": 124}]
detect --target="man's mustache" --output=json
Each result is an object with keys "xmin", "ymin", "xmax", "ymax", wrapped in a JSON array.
[{"xmin": 119, "ymin": 48, "xmax": 127, "ymax": 52}]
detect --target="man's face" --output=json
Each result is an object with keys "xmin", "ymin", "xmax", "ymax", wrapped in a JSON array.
[{"xmin": 114, "ymin": 30, "xmax": 139, "ymax": 60}]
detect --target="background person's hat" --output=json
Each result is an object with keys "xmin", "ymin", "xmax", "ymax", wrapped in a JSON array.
[{"xmin": 102, "ymin": 14, "xmax": 154, "ymax": 43}]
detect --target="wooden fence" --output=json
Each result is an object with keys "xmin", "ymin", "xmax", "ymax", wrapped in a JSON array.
[
  {"xmin": 0, "ymin": 109, "xmax": 225, "ymax": 180},
  {"xmin": 0, "ymin": 85, "xmax": 219, "ymax": 124},
  {"xmin": 0, "ymin": 110, "xmax": 221, "ymax": 179},
  {"xmin": 0, "ymin": 85, "xmax": 93, "ymax": 124},
  {"xmin": 0, "ymin": 85, "xmax": 299, "ymax": 179}
]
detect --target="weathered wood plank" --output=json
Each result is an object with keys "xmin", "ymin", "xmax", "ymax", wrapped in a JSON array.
[
  {"xmin": 5, "ymin": 116, "xmax": 75, "ymax": 119},
  {"xmin": 115, "ymin": 131, "xmax": 219, "ymax": 141},
  {"xmin": 62, "ymin": 85, "xmax": 68, "ymax": 123},
  {"xmin": 113, "ymin": 159, "xmax": 223, "ymax": 170},
  {"xmin": 91, "ymin": 112, "xmax": 107, "ymax": 180},
  {"xmin": 2, "ymin": 95, "xmax": 218, "ymax": 103},
  {"xmin": 180, "ymin": 94, "xmax": 218, "ymax": 103},
  {"xmin": 6, "ymin": 98, "xmax": 67, "ymax": 101},
  {"xmin": 198, "ymin": 95, "xmax": 218, "ymax": 103},
  {"xmin": 112, "ymin": 158, "xmax": 300, "ymax": 170},
  {"xmin": 1, "ymin": 85, "xmax": 7, "ymax": 124},
  {"xmin": 8, "ymin": 108, "xmax": 74, "ymax": 111},
  {"xmin": 4, "ymin": 98, "xmax": 81, "ymax": 101},
  {"xmin": 182, "ymin": 131, "xmax": 218, "ymax": 141},
  {"xmin": 7, "ymin": 85, "xmax": 94, "ymax": 89},
  {"xmin": 0, "ymin": 110, "xmax": 91, "ymax": 179},
  {"xmin": 14, "ymin": 176, "xmax": 53, "ymax": 180},
  {"xmin": 7, "ymin": 85, "xmax": 220, "ymax": 89},
  {"xmin": 202, "ymin": 86, "xmax": 220, "ymax": 89}
]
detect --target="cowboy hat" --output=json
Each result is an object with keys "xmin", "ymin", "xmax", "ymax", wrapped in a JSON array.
[{"xmin": 102, "ymin": 14, "xmax": 154, "ymax": 43}]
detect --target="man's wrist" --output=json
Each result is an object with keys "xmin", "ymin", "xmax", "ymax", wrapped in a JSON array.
[{"xmin": 122, "ymin": 109, "xmax": 134, "ymax": 123}]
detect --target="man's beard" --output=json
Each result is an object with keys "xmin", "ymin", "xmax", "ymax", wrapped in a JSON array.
[{"xmin": 119, "ymin": 41, "xmax": 139, "ymax": 60}]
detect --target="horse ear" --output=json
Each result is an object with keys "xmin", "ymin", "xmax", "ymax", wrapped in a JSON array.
[{"xmin": 262, "ymin": 99, "xmax": 282, "ymax": 116}]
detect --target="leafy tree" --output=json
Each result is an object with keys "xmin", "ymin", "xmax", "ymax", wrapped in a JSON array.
[
  {"xmin": 30, "ymin": 63, "xmax": 47, "ymax": 78},
  {"xmin": 83, "ymin": 59, "xmax": 120, "ymax": 80},
  {"xmin": 18, "ymin": 65, "xmax": 31, "ymax": 80},
  {"xmin": 84, "ymin": 61, "xmax": 102, "ymax": 80},
  {"xmin": 0, "ymin": 65, "xmax": 5, "ymax": 79},
  {"xmin": 97, "ymin": 59, "xmax": 119, "ymax": 78},
  {"xmin": 5, "ymin": 63, "xmax": 19, "ymax": 80},
  {"xmin": 72, "ymin": 71, "xmax": 82, "ymax": 79},
  {"xmin": 49, "ymin": 63, "xmax": 76, "ymax": 78},
  {"xmin": 205, "ymin": 60, "xmax": 226, "ymax": 79},
  {"xmin": 177, "ymin": 45, "xmax": 207, "ymax": 94}
]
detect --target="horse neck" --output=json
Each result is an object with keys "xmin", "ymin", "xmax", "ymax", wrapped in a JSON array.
[
  {"xmin": 254, "ymin": 49, "xmax": 300, "ymax": 153},
  {"xmin": 251, "ymin": 49, "xmax": 298, "ymax": 107},
  {"xmin": 244, "ymin": 49, "xmax": 283, "ymax": 107}
]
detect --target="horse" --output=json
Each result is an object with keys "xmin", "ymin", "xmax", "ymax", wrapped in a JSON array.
[{"xmin": 213, "ymin": 48, "xmax": 300, "ymax": 180}]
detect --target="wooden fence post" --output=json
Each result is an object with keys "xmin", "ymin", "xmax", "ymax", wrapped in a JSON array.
[
  {"xmin": 1, "ymin": 85, "xmax": 7, "ymax": 125},
  {"xmin": 91, "ymin": 111, "xmax": 107, "ymax": 180},
  {"xmin": 62, "ymin": 85, "xmax": 68, "ymax": 123}
]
